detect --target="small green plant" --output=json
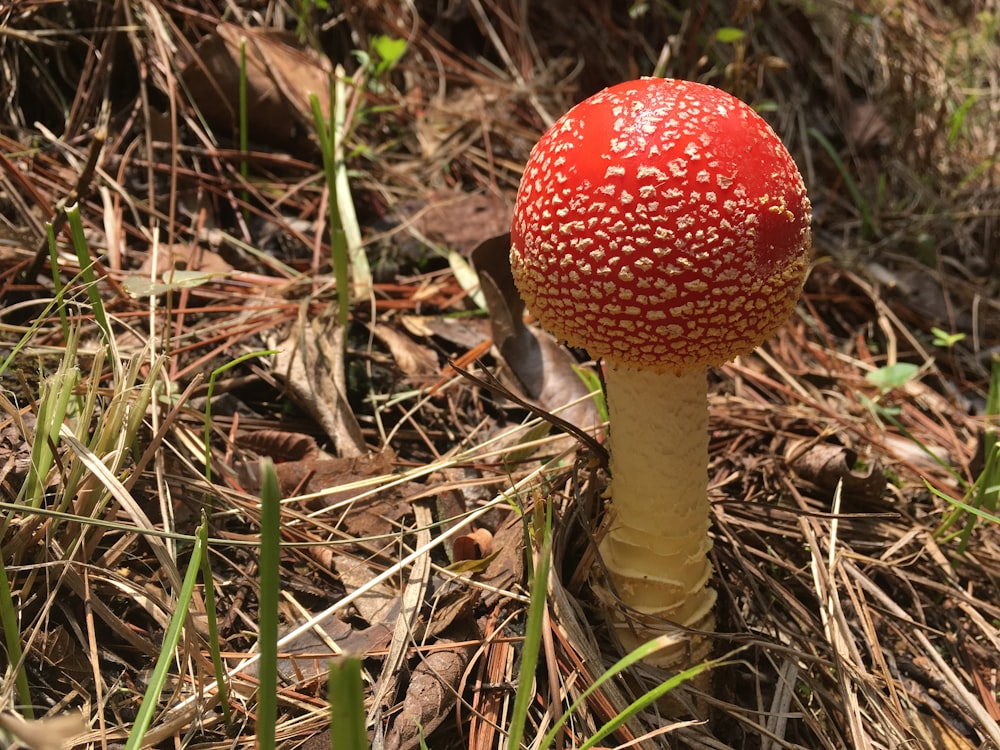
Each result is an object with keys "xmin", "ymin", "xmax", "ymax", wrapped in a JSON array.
[
  {"xmin": 0, "ymin": 543, "xmax": 32, "ymax": 719},
  {"xmin": 865, "ymin": 362, "xmax": 920, "ymax": 392},
  {"xmin": 311, "ymin": 88, "xmax": 352, "ymax": 328},
  {"xmin": 353, "ymin": 35, "xmax": 407, "ymax": 89},
  {"xmin": 861, "ymin": 361, "xmax": 921, "ymax": 419},
  {"xmin": 931, "ymin": 326, "xmax": 966, "ymax": 348},
  {"xmin": 934, "ymin": 354, "xmax": 1000, "ymax": 553}
]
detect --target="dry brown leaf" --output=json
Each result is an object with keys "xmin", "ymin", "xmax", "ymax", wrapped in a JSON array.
[
  {"xmin": 236, "ymin": 429, "xmax": 321, "ymax": 462},
  {"xmin": 402, "ymin": 314, "xmax": 492, "ymax": 351},
  {"xmin": 452, "ymin": 527, "xmax": 493, "ymax": 561},
  {"xmin": 478, "ymin": 517, "xmax": 525, "ymax": 607},
  {"xmin": 370, "ymin": 322, "xmax": 440, "ymax": 378},
  {"xmin": 271, "ymin": 309, "xmax": 366, "ymax": 457},
  {"xmin": 918, "ymin": 709, "xmax": 979, "ymax": 750},
  {"xmin": 243, "ymin": 612, "xmax": 392, "ymax": 683},
  {"xmin": 846, "ymin": 100, "xmax": 891, "ymax": 150},
  {"xmin": 472, "ymin": 233, "xmax": 601, "ymax": 433},
  {"xmin": 137, "ymin": 242, "xmax": 234, "ymax": 277},
  {"xmin": 393, "ymin": 190, "xmax": 511, "ymax": 256},
  {"xmin": 242, "ymin": 449, "xmax": 393, "ymax": 501},
  {"xmin": 34, "ymin": 625, "xmax": 92, "ymax": 687},
  {"xmin": 331, "ymin": 557, "xmax": 400, "ymax": 626},
  {"xmin": 179, "ymin": 23, "xmax": 332, "ymax": 152},
  {"xmin": 0, "ymin": 710, "xmax": 86, "ymax": 750},
  {"xmin": 384, "ymin": 643, "xmax": 471, "ymax": 750},
  {"xmin": 784, "ymin": 439, "xmax": 887, "ymax": 500}
]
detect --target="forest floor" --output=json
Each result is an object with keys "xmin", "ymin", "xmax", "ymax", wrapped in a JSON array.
[{"xmin": 1, "ymin": 1, "xmax": 999, "ymax": 748}]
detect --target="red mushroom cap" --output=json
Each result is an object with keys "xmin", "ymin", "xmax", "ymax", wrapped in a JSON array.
[{"xmin": 510, "ymin": 77, "xmax": 812, "ymax": 373}]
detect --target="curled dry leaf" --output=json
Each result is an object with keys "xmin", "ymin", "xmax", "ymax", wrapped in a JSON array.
[
  {"xmin": 136, "ymin": 242, "xmax": 234, "ymax": 277},
  {"xmin": 242, "ymin": 612, "xmax": 392, "ymax": 684},
  {"xmin": 124, "ymin": 243, "xmax": 235, "ymax": 298},
  {"xmin": 236, "ymin": 429, "xmax": 321, "ymax": 462},
  {"xmin": 331, "ymin": 557, "xmax": 400, "ymax": 625},
  {"xmin": 784, "ymin": 438, "xmax": 886, "ymax": 501},
  {"xmin": 385, "ymin": 190, "xmax": 511, "ymax": 258},
  {"xmin": 471, "ymin": 233, "xmax": 601, "ymax": 434},
  {"xmin": 451, "ymin": 527, "xmax": 494, "ymax": 562},
  {"xmin": 477, "ymin": 518, "xmax": 525, "ymax": 608},
  {"xmin": 238, "ymin": 446, "xmax": 394, "ymax": 501},
  {"xmin": 384, "ymin": 643, "xmax": 471, "ymax": 750}
]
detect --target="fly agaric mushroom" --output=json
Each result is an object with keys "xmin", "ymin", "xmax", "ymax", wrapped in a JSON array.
[{"xmin": 510, "ymin": 78, "xmax": 811, "ymax": 669}]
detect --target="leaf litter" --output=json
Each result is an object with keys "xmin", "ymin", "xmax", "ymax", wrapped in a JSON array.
[{"xmin": 1, "ymin": 1, "xmax": 999, "ymax": 749}]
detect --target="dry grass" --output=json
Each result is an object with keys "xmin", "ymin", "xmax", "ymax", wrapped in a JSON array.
[{"xmin": 1, "ymin": 1, "xmax": 999, "ymax": 748}]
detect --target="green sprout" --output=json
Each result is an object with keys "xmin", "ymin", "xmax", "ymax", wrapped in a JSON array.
[{"xmin": 931, "ymin": 326, "xmax": 966, "ymax": 349}]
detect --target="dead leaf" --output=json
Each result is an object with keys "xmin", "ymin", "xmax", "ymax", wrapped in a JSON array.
[
  {"xmin": 918, "ymin": 709, "xmax": 979, "ymax": 750},
  {"xmin": 846, "ymin": 99, "xmax": 891, "ymax": 150},
  {"xmin": 784, "ymin": 439, "xmax": 886, "ymax": 501},
  {"xmin": 478, "ymin": 517, "xmax": 525, "ymax": 608},
  {"xmin": 270, "ymin": 307, "xmax": 366, "ymax": 457},
  {"xmin": 471, "ymin": 234, "xmax": 601, "ymax": 434},
  {"xmin": 238, "ymin": 447, "xmax": 394, "ymax": 501},
  {"xmin": 370, "ymin": 323, "xmax": 440, "ymax": 378},
  {"xmin": 424, "ymin": 585, "xmax": 480, "ymax": 640},
  {"xmin": 236, "ymin": 429, "xmax": 322, "ymax": 462},
  {"xmin": 452, "ymin": 527, "xmax": 493, "ymax": 561},
  {"xmin": 402, "ymin": 314, "xmax": 492, "ymax": 351},
  {"xmin": 392, "ymin": 190, "xmax": 511, "ymax": 257},
  {"xmin": 179, "ymin": 23, "xmax": 332, "ymax": 152},
  {"xmin": 34, "ymin": 625, "xmax": 92, "ymax": 687},
  {"xmin": 384, "ymin": 643, "xmax": 472, "ymax": 750},
  {"xmin": 125, "ymin": 242, "xmax": 235, "ymax": 298},
  {"xmin": 0, "ymin": 710, "xmax": 86, "ymax": 750},
  {"xmin": 332, "ymin": 557, "xmax": 400, "ymax": 625},
  {"xmin": 136, "ymin": 242, "xmax": 234, "ymax": 277},
  {"xmin": 243, "ymin": 612, "xmax": 391, "ymax": 683}
]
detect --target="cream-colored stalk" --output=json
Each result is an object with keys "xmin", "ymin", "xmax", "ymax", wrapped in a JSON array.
[{"xmin": 598, "ymin": 365, "xmax": 716, "ymax": 667}]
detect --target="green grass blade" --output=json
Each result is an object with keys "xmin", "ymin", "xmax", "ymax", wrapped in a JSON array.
[
  {"xmin": 328, "ymin": 657, "xmax": 368, "ymax": 750},
  {"xmin": 808, "ymin": 126, "xmax": 878, "ymax": 239},
  {"xmin": 310, "ymin": 89, "xmax": 351, "ymax": 328},
  {"xmin": 984, "ymin": 353, "xmax": 1000, "ymax": 462},
  {"xmin": 46, "ymin": 222, "xmax": 70, "ymax": 338},
  {"xmin": 928, "ymin": 483, "xmax": 1000, "ymax": 526},
  {"xmin": 936, "ymin": 354, "xmax": 1000, "ymax": 549},
  {"xmin": 332, "ymin": 68, "xmax": 371, "ymax": 302},
  {"xmin": 505, "ymin": 504, "xmax": 552, "ymax": 750},
  {"xmin": 255, "ymin": 459, "xmax": 282, "ymax": 750},
  {"xmin": 20, "ymin": 330, "xmax": 80, "ymax": 506},
  {"xmin": 0, "ymin": 554, "xmax": 33, "ymax": 719},
  {"xmin": 538, "ymin": 642, "xmax": 733, "ymax": 750},
  {"xmin": 198, "ymin": 513, "xmax": 232, "ymax": 727},
  {"xmin": 65, "ymin": 203, "xmax": 112, "ymax": 346},
  {"xmin": 575, "ymin": 659, "xmax": 711, "ymax": 750},
  {"xmin": 124, "ymin": 515, "xmax": 208, "ymax": 750}
]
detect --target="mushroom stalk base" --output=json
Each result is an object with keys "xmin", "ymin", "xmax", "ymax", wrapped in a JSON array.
[{"xmin": 598, "ymin": 365, "xmax": 716, "ymax": 669}]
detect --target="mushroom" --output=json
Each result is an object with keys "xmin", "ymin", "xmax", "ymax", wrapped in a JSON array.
[{"xmin": 510, "ymin": 78, "xmax": 812, "ymax": 668}]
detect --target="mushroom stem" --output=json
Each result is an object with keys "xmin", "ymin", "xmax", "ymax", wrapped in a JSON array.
[{"xmin": 599, "ymin": 365, "xmax": 717, "ymax": 667}]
